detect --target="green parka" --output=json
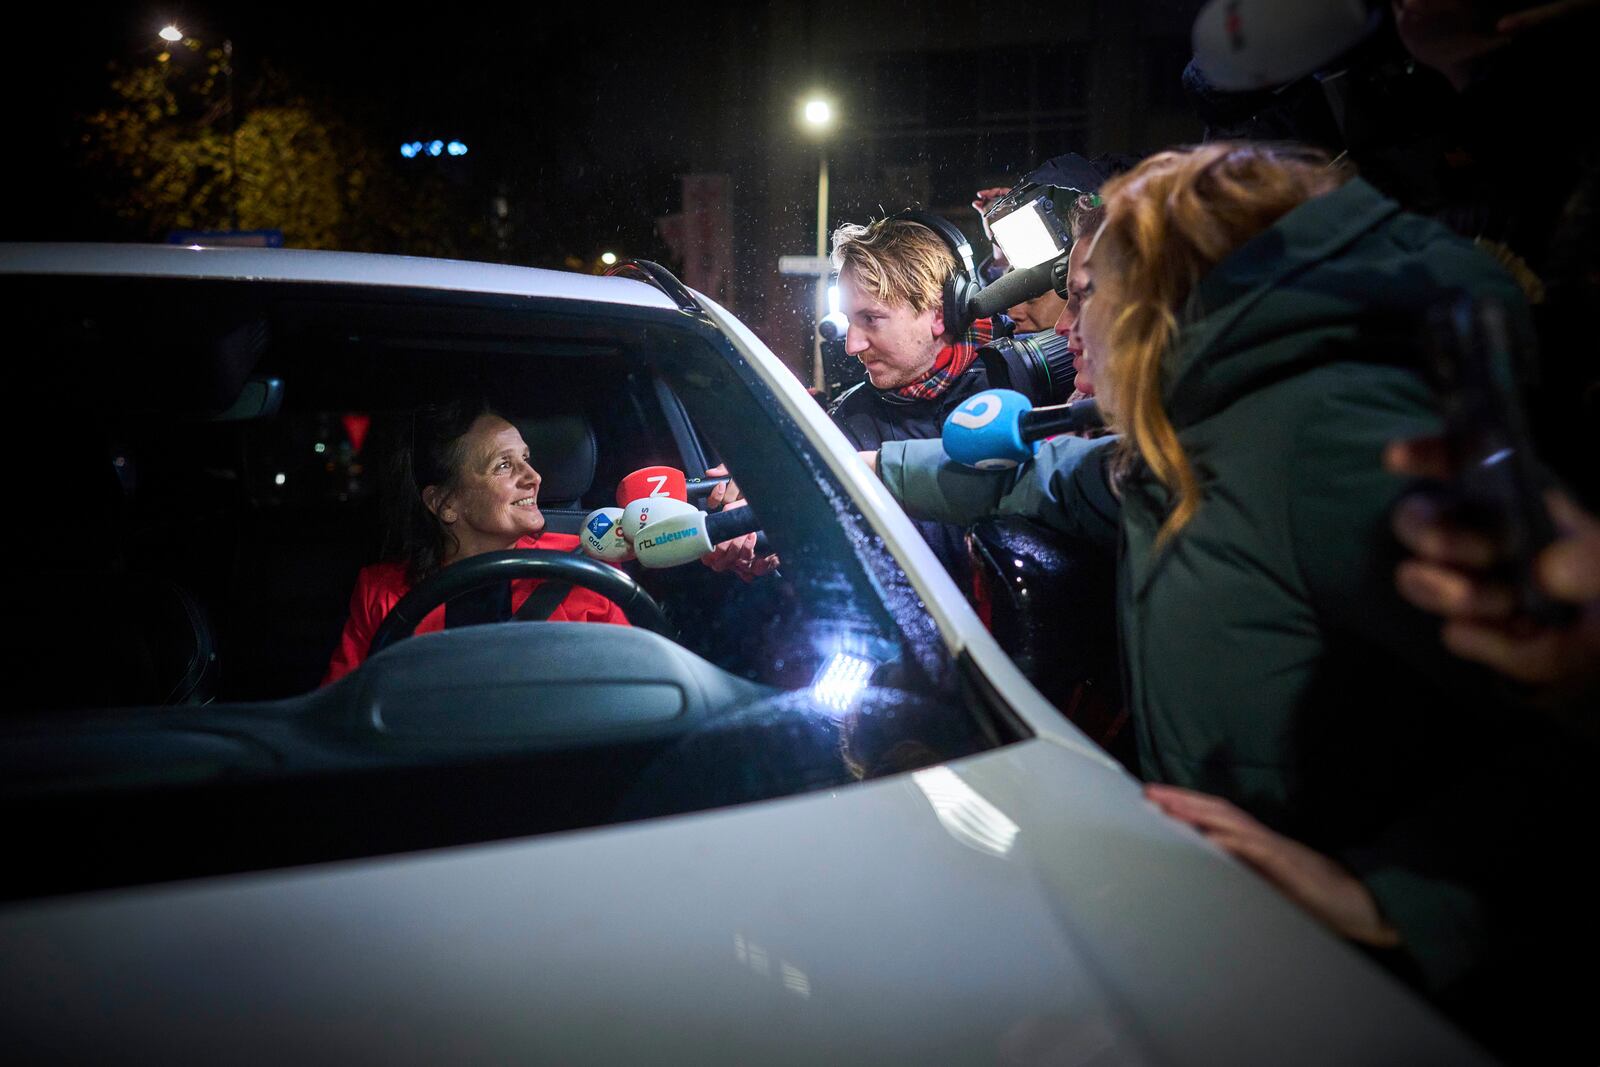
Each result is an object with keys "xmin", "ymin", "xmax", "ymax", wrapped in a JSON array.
[{"xmin": 879, "ymin": 178, "xmax": 1575, "ymax": 1005}]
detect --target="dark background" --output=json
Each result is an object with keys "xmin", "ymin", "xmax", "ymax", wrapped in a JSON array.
[{"xmin": 7, "ymin": 0, "xmax": 1206, "ymax": 372}]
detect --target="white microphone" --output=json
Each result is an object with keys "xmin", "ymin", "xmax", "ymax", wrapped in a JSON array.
[
  {"xmin": 621, "ymin": 496, "xmax": 700, "ymax": 543},
  {"xmin": 1192, "ymin": 0, "xmax": 1380, "ymax": 91},
  {"xmin": 579, "ymin": 507, "xmax": 634, "ymax": 562},
  {"xmin": 633, "ymin": 507, "xmax": 764, "ymax": 569}
]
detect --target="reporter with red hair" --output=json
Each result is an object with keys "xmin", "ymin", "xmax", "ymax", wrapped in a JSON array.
[{"xmin": 874, "ymin": 143, "xmax": 1586, "ymax": 1053}]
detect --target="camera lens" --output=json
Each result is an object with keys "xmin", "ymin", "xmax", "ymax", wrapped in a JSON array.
[{"xmin": 977, "ymin": 330, "xmax": 1077, "ymax": 405}]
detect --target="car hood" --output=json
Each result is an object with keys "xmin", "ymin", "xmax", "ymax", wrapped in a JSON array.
[{"xmin": 0, "ymin": 737, "xmax": 1484, "ymax": 1065}]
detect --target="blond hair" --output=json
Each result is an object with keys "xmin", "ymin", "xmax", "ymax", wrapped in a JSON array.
[
  {"xmin": 1090, "ymin": 142, "xmax": 1347, "ymax": 547},
  {"xmin": 830, "ymin": 218, "xmax": 956, "ymax": 314}
]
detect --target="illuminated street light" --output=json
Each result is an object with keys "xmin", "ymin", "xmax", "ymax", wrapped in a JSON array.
[
  {"xmin": 600, "ymin": 252, "xmax": 618, "ymax": 266},
  {"xmin": 802, "ymin": 98, "xmax": 832, "ymax": 129},
  {"xmin": 798, "ymin": 94, "xmax": 836, "ymax": 391},
  {"xmin": 159, "ymin": 24, "xmax": 238, "ymax": 231}
]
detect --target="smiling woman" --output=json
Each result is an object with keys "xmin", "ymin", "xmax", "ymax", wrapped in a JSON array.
[
  {"xmin": 418, "ymin": 409, "xmax": 548, "ymax": 564},
  {"xmin": 322, "ymin": 397, "xmax": 629, "ymax": 683}
]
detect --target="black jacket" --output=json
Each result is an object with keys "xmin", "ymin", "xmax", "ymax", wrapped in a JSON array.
[{"xmin": 828, "ymin": 363, "xmax": 997, "ymax": 587}]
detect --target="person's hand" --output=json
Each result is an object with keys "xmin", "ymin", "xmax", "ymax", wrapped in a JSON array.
[
  {"xmin": 973, "ymin": 186, "xmax": 1011, "ymax": 208},
  {"xmin": 1392, "ymin": 0, "xmax": 1597, "ymax": 90},
  {"xmin": 858, "ymin": 450, "xmax": 879, "ymax": 476},
  {"xmin": 972, "ymin": 186, "xmax": 1012, "ymax": 266},
  {"xmin": 1387, "ymin": 437, "xmax": 1600, "ymax": 690},
  {"xmin": 703, "ymin": 463, "xmax": 743, "ymax": 512},
  {"xmin": 699, "ymin": 464, "xmax": 779, "ymax": 581},
  {"xmin": 1145, "ymin": 785, "xmax": 1401, "ymax": 948}
]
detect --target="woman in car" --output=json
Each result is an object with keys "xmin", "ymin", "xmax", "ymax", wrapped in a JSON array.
[
  {"xmin": 871, "ymin": 142, "xmax": 1584, "ymax": 1053},
  {"xmin": 323, "ymin": 398, "xmax": 628, "ymax": 683}
]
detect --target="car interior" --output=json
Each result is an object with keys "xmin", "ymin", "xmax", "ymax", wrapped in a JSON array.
[
  {"xmin": 4, "ymin": 268, "xmax": 1020, "ymax": 898},
  {"xmin": 22, "ymin": 283, "xmax": 716, "ymax": 706}
]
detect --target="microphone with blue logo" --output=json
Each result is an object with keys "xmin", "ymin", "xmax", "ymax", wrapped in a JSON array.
[
  {"xmin": 579, "ymin": 507, "xmax": 635, "ymax": 562},
  {"xmin": 942, "ymin": 389, "xmax": 1104, "ymax": 469}
]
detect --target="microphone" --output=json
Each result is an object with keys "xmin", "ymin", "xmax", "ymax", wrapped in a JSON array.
[
  {"xmin": 633, "ymin": 506, "xmax": 764, "ymax": 569},
  {"xmin": 1191, "ymin": 0, "xmax": 1380, "ymax": 91},
  {"xmin": 685, "ymin": 476, "xmax": 730, "ymax": 505},
  {"xmin": 621, "ymin": 495, "xmax": 700, "ymax": 543},
  {"xmin": 616, "ymin": 465, "xmax": 688, "ymax": 508},
  {"xmin": 966, "ymin": 258, "xmax": 1061, "ymax": 322},
  {"xmin": 942, "ymin": 388, "xmax": 1104, "ymax": 469},
  {"xmin": 579, "ymin": 507, "xmax": 634, "ymax": 562}
]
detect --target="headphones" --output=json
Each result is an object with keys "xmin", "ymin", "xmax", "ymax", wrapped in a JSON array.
[
  {"xmin": 889, "ymin": 210, "xmax": 983, "ymax": 339},
  {"xmin": 888, "ymin": 209, "xmax": 1076, "ymax": 406}
]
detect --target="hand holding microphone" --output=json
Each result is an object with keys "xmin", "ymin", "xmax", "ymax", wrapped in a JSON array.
[
  {"xmin": 597, "ymin": 464, "xmax": 778, "ymax": 579},
  {"xmin": 942, "ymin": 388, "xmax": 1104, "ymax": 469},
  {"xmin": 634, "ymin": 504, "xmax": 765, "ymax": 569},
  {"xmin": 699, "ymin": 463, "xmax": 780, "ymax": 581}
]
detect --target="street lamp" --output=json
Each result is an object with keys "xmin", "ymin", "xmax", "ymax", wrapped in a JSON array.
[
  {"xmin": 800, "ymin": 95, "xmax": 834, "ymax": 393},
  {"xmin": 159, "ymin": 23, "xmax": 238, "ymax": 232}
]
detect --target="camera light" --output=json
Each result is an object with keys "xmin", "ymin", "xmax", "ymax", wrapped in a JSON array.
[{"xmin": 990, "ymin": 205, "xmax": 1064, "ymax": 270}]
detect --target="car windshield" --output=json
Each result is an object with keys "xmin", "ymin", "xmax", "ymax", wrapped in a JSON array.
[{"xmin": 4, "ymin": 266, "xmax": 1023, "ymax": 898}]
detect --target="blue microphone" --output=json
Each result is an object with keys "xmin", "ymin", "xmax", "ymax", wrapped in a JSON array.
[{"xmin": 943, "ymin": 389, "xmax": 1104, "ymax": 469}]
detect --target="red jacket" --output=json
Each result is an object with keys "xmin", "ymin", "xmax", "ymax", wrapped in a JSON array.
[{"xmin": 322, "ymin": 533, "xmax": 629, "ymax": 685}]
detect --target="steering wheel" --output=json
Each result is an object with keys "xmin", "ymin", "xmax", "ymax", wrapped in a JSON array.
[{"xmin": 367, "ymin": 549, "xmax": 672, "ymax": 657}]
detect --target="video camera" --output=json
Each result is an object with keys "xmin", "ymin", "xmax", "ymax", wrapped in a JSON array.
[{"xmin": 982, "ymin": 153, "xmax": 1110, "ymax": 296}]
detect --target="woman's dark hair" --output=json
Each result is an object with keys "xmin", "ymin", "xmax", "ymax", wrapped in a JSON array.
[{"xmin": 383, "ymin": 395, "xmax": 502, "ymax": 583}]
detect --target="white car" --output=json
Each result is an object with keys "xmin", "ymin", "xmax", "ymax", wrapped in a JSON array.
[{"xmin": 0, "ymin": 243, "xmax": 1489, "ymax": 1065}]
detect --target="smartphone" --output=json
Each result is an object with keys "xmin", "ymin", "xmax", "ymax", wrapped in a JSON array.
[{"xmin": 1425, "ymin": 291, "xmax": 1573, "ymax": 626}]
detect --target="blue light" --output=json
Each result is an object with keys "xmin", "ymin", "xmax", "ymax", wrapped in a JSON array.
[
  {"xmin": 447, "ymin": 140, "xmax": 468, "ymax": 157},
  {"xmin": 400, "ymin": 142, "xmax": 419, "ymax": 158},
  {"xmin": 428, "ymin": 140, "xmax": 444, "ymax": 157}
]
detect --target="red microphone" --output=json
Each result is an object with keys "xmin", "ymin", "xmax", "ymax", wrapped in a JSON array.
[{"xmin": 616, "ymin": 466, "xmax": 688, "ymax": 508}]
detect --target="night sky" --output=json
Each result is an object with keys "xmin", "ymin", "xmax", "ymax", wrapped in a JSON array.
[{"xmin": 9, "ymin": 1, "xmax": 737, "ymax": 262}]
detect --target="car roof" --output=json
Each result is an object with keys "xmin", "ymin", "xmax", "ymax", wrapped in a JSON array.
[{"xmin": 0, "ymin": 242, "xmax": 683, "ymax": 312}]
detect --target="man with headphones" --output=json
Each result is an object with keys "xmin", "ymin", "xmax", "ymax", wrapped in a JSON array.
[{"xmin": 826, "ymin": 211, "xmax": 1001, "ymax": 585}]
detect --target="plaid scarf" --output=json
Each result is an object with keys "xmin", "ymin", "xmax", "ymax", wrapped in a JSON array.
[{"xmin": 893, "ymin": 318, "xmax": 995, "ymax": 401}]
